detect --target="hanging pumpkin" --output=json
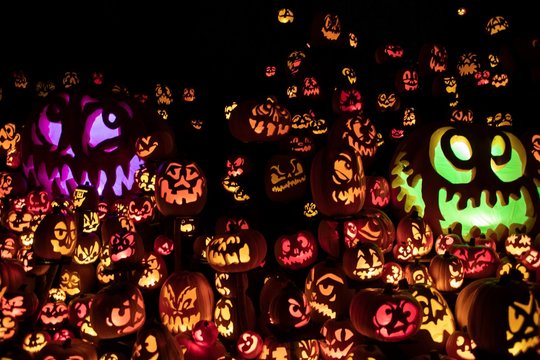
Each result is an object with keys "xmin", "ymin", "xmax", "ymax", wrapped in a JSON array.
[
  {"xmin": 310, "ymin": 145, "xmax": 366, "ymax": 217},
  {"xmin": 159, "ymin": 271, "xmax": 214, "ymax": 335},
  {"xmin": 389, "ymin": 123, "xmax": 539, "ymax": 243},
  {"xmin": 349, "ymin": 284, "xmax": 423, "ymax": 342}
]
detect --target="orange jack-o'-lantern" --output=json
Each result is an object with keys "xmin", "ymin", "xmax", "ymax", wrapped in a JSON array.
[
  {"xmin": 159, "ymin": 271, "xmax": 214, "ymax": 335},
  {"xmin": 155, "ymin": 159, "xmax": 207, "ymax": 217},
  {"xmin": 32, "ymin": 206, "xmax": 77, "ymax": 261},
  {"xmin": 264, "ymin": 154, "xmax": 308, "ymax": 203},
  {"xmin": 274, "ymin": 229, "xmax": 318, "ymax": 270},
  {"xmin": 90, "ymin": 282, "xmax": 145, "ymax": 339}
]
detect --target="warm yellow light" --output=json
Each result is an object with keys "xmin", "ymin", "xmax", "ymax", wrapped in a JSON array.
[{"xmin": 457, "ymin": 7, "xmax": 467, "ymax": 16}]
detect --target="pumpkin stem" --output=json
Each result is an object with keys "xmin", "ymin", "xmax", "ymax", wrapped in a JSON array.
[{"xmin": 397, "ymin": 278, "xmax": 409, "ymax": 290}]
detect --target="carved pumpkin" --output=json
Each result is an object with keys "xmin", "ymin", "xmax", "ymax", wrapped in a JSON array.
[
  {"xmin": 264, "ymin": 154, "xmax": 308, "ymax": 203},
  {"xmin": 450, "ymin": 240, "xmax": 500, "ymax": 279},
  {"xmin": 310, "ymin": 145, "xmax": 366, "ymax": 217},
  {"xmin": 429, "ymin": 252, "xmax": 465, "ymax": 291},
  {"xmin": 228, "ymin": 96, "xmax": 292, "ymax": 143},
  {"xmin": 20, "ymin": 87, "xmax": 164, "ymax": 200},
  {"xmin": 267, "ymin": 281, "xmax": 311, "ymax": 333},
  {"xmin": 455, "ymin": 273, "xmax": 540, "ymax": 358},
  {"xmin": 214, "ymin": 294, "xmax": 256, "ymax": 341},
  {"xmin": 155, "ymin": 159, "xmax": 207, "ymax": 217},
  {"xmin": 206, "ymin": 228, "xmax": 266, "ymax": 273},
  {"xmin": 342, "ymin": 241, "xmax": 384, "ymax": 282},
  {"xmin": 32, "ymin": 206, "xmax": 77, "ymax": 261},
  {"xmin": 236, "ymin": 330, "xmax": 263, "ymax": 359},
  {"xmin": 90, "ymin": 282, "xmax": 145, "ymax": 339},
  {"xmin": 36, "ymin": 338, "xmax": 98, "ymax": 360},
  {"xmin": 389, "ymin": 123, "xmax": 539, "ymax": 243},
  {"xmin": 319, "ymin": 318, "xmax": 362, "ymax": 360},
  {"xmin": 131, "ymin": 319, "xmax": 184, "ymax": 360},
  {"xmin": 404, "ymin": 260, "xmax": 433, "ymax": 286},
  {"xmin": 159, "ymin": 271, "xmax": 214, "ymax": 335},
  {"xmin": 274, "ymin": 229, "xmax": 318, "ymax": 270},
  {"xmin": 396, "ymin": 211, "xmax": 434, "ymax": 259},
  {"xmin": 445, "ymin": 329, "xmax": 477, "ymax": 360},
  {"xmin": 349, "ymin": 284, "xmax": 423, "ymax": 342}
]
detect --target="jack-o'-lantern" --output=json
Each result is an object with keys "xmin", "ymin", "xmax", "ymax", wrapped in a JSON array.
[
  {"xmin": 237, "ymin": 330, "xmax": 263, "ymax": 359},
  {"xmin": 434, "ymin": 231, "xmax": 463, "ymax": 255},
  {"xmin": 228, "ymin": 96, "xmax": 292, "ymax": 143},
  {"xmin": 40, "ymin": 300, "xmax": 69, "ymax": 330},
  {"xmin": 331, "ymin": 88, "xmax": 363, "ymax": 115},
  {"xmin": 302, "ymin": 75, "xmax": 321, "ymax": 98},
  {"xmin": 135, "ymin": 165, "xmax": 156, "ymax": 194},
  {"xmin": 90, "ymin": 282, "xmax": 145, "ymax": 339},
  {"xmin": 135, "ymin": 251, "xmax": 168, "ymax": 291},
  {"xmin": 450, "ymin": 240, "xmax": 500, "ymax": 279},
  {"xmin": 446, "ymin": 329, "xmax": 476, "ymax": 360},
  {"xmin": 291, "ymin": 338, "xmax": 320, "ymax": 360},
  {"xmin": 73, "ymin": 231, "xmax": 100, "ymax": 264},
  {"xmin": 274, "ymin": 229, "xmax": 318, "ymax": 270},
  {"xmin": 214, "ymin": 272, "xmax": 248, "ymax": 297},
  {"xmin": 487, "ymin": 112, "xmax": 513, "ymax": 127},
  {"xmin": 59, "ymin": 262, "xmax": 95, "ymax": 297},
  {"xmin": 364, "ymin": 175, "xmax": 390, "ymax": 209},
  {"xmin": 419, "ymin": 43, "xmax": 448, "ymax": 75},
  {"xmin": 310, "ymin": 145, "xmax": 366, "ymax": 217},
  {"xmin": 67, "ymin": 293, "xmax": 93, "ymax": 328},
  {"xmin": 349, "ymin": 284, "xmax": 423, "ymax": 342},
  {"xmin": 287, "ymin": 50, "xmax": 306, "ymax": 76},
  {"xmin": 22, "ymin": 329, "xmax": 51, "ymax": 354},
  {"xmin": 304, "ymin": 261, "xmax": 352, "ymax": 324},
  {"xmin": 328, "ymin": 113, "xmax": 380, "ymax": 167},
  {"xmin": 72, "ymin": 182, "xmax": 99, "ymax": 211},
  {"xmin": 32, "ymin": 206, "xmax": 77, "ymax": 261},
  {"xmin": 283, "ymin": 135, "xmax": 315, "ymax": 157},
  {"xmin": 159, "ymin": 271, "xmax": 214, "ymax": 335},
  {"xmin": 153, "ymin": 234, "xmax": 174, "ymax": 256},
  {"xmin": 206, "ymin": 228, "xmax": 267, "ymax": 273},
  {"xmin": 375, "ymin": 44, "xmax": 405, "ymax": 64},
  {"xmin": 404, "ymin": 261, "xmax": 433, "ymax": 286},
  {"xmin": 131, "ymin": 319, "xmax": 184, "ymax": 360},
  {"xmin": 266, "ymin": 281, "xmax": 311, "ymax": 332},
  {"xmin": 403, "ymin": 283, "xmax": 456, "ymax": 356},
  {"xmin": 0, "ymin": 289, "xmax": 38, "ymax": 321},
  {"xmin": 155, "ymin": 159, "xmax": 207, "ymax": 217},
  {"xmin": 258, "ymin": 336, "xmax": 292, "ymax": 360},
  {"xmin": 264, "ymin": 154, "xmax": 307, "ymax": 203},
  {"xmin": 135, "ymin": 128, "xmax": 175, "ymax": 162},
  {"xmin": 395, "ymin": 67, "xmax": 419, "ymax": 92},
  {"xmin": 485, "ymin": 15, "xmax": 509, "ymax": 35},
  {"xmin": 342, "ymin": 241, "xmax": 384, "ymax": 282},
  {"xmin": 0, "ymin": 122, "xmax": 21, "ymax": 156},
  {"xmin": 265, "ymin": 65, "xmax": 277, "ymax": 78},
  {"xmin": 474, "ymin": 70, "xmax": 491, "ymax": 86},
  {"xmin": 505, "ymin": 228, "xmax": 532, "ymax": 258},
  {"xmin": 20, "ymin": 87, "xmax": 162, "ymax": 200},
  {"xmin": 0, "ymin": 171, "xmax": 27, "ymax": 199},
  {"xmin": 127, "ymin": 195, "xmax": 155, "ymax": 224},
  {"xmin": 457, "ymin": 52, "xmax": 480, "ymax": 77},
  {"xmin": 376, "ymin": 91, "xmax": 400, "ymax": 112},
  {"xmin": 429, "ymin": 252, "xmax": 465, "ymax": 291},
  {"xmin": 0, "ymin": 233, "xmax": 19, "ymax": 260},
  {"xmin": 214, "ymin": 294, "xmax": 256, "ymax": 340},
  {"xmin": 382, "ymin": 261, "xmax": 404, "ymax": 285},
  {"xmin": 390, "ymin": 123, "xmax": 540, "ymax": 243},
  {"xmin": 155, "ymin": 83, "xmax": 173, "ymax": 106},
  {"xmin": 396, "ymin": 211, "xmax": 434, "ymax": 259},
  {"xmin": 108, "ymin": 229, "xmax": 145, "ymax": 267},
  {"xmin": 491, "ymin": 72, "xmax": 510, "ymax": 88},
  {"xmin": 26, "ymin": 189, "xmax": 52, "ymax": 215},
  {"xmin": 277, "ymin": 8, "xmax": 294, "ymax": 24},
  {"xmin": 455, "ymin": 273, "xmax": 540, "ymax": 358},
  {"xmin": 311, "ymin": 12, "xmax": 341, "ymax": 44},
  {"xmin": 319, "ymin": 318, "xmax": 362, "ymax": 360},
  {"xmin": 225, "ymin": 154, "xmax": 251, "ymax": 178},
  {"xmin": 497, "ymin": 255, "xmax": 530, "ymax": 281}
]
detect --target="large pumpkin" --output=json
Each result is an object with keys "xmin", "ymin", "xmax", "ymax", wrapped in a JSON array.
[
  {"xmin": 389, "ymin": 123, "xmax": 539, "ymax": 243},
  {"xmin": 455, "ymin": 273, "xmax": 540, "ymax": 358},
  {"xmin": 20, "ymin": 86, "xmax": 162, "ymax": 200}
]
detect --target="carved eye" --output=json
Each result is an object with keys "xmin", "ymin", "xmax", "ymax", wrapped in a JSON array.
[
  {"xmin": 431, "ymin": 128, "xmax": 474, "ymax": 184},
  {"xmin": 490, "ymin": 133, "xmax": 525, "ymax": 182},
  {"xmin": 319, "ymin": 283, "xmax": 335, "ymax": 296}
]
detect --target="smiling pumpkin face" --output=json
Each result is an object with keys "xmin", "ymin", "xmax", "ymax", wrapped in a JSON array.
[{"xmin": 390, "ymin": 123, "xmax": 539, "ymax": 243}]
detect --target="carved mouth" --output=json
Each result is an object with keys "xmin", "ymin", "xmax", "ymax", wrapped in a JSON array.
[{"xmin": 438, "ymin": 186, "xmax": 535, "ymax": 240}]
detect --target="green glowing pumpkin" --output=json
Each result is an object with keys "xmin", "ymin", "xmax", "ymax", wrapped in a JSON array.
[{"xmin": 389, "ymin": 123, "xmax": 539, "ymax": 243}]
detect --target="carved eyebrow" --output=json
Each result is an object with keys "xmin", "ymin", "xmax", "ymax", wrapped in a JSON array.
[{"xmin": 316, "ymin": 273, "xmax": 345, "ymax": 285}]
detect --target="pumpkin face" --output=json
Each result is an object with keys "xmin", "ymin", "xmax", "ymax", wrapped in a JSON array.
[
  {"xmin": 228, "ymin": 96, "xmax": 292, "ymax": 143},
  {"xmin": 310, "ymin": 145, "xmax": 366, "ymax": 217},
  {"xmin": 429, "ymin": 252, "xmax": 465, "ymax": 291},
  {"xmin": 274, "ymin": 229, "xmax": 318, "ymax": 270},
  {"xmin": 446, "ymin": 330, "xmax": 477, "ymax": 360},
  {"xmin": 390, "ymin": 123, "xmax": 540, "ymax": 242},
  {"xmin": 396, "ymin": 212, "xmax": 434, "ymax": 259},
  {"xmin": 214, "ymin": 296, "xmax": 255, "ymax": 340},
  {"xmin": 419, "ymin": 43, "xmax": 448, "ymax": 75},
  {"xmin": 304, "ymin": 261, "xmax": 352, "ymax": 324},
  {"xmin": 159, "ymin": 271, "xmax": 214, "ymax": 335},
  {"xmin": 457, "ymin": 52, "xmax": 481, "ymax": 77},
  {"xmin": 342, "ymin": 242, "xmax": 384, "ymax": 281},
  {"xmin": 319, "ymin": 318, "xmax": 361, "ymax": 360},
  {"xmin": 155, "ymin": 159, "xmax": 207, "ymax": 217},
  {"xmin": 90, "ymin": 282, "xmax": 145, "ymax": 339},
  {"xmin": 364, "ymin": 175, "xmax": 391, "ymax": 208},
  {"xmin": 267, "ymin": 282, "xmax": 311, "ymax": 332},
  {"xmin": 349, "ymin": 286, "xmax": 423, "ymax": 342},
  {"xmin": 236, "ymin": 330, "xmax": 263, "ymax": 359},
  {"xmin": 395, "ymin": 67, "xmax": 420, "ymax": 92},
  {"xmin": 264, "ymin": 154, "xmax": 308, "ymax": 203},
  {"xmin": 376, "ymin": 91, "xmax": 400, "ymax": 112},
  {"xmin": 450, "ymin": 242, "xmax": 500, "ymax": 278},
  {"xmin": 131, "ymin": 320, "xmax": 183, "ymax": 360},
  {"xmin": 206, "ymin": 229, "xmax": 267, "ymax": 273},
  {"xmin": 455, "ymin": 275, "xmax": 540, "ymax": 357},
  {"xmin": 20, "ymin": 88, "xmax": 162, "ymax": 200},
  {"xmin": 33, "ymin": 207, "xmax": 77, "ymax": 260}
]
